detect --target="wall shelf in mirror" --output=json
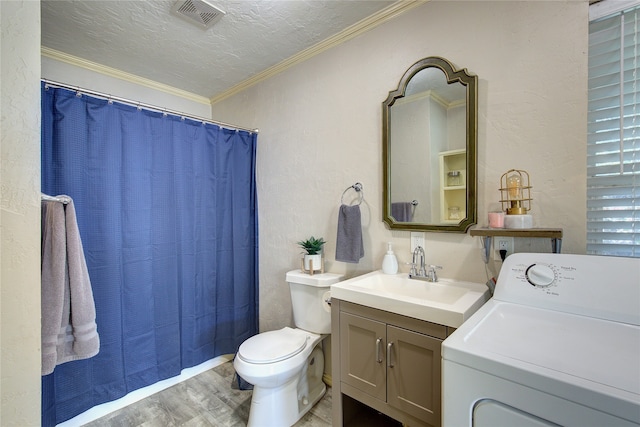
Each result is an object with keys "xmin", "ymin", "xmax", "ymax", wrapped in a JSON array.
[
  {"xmin": 470, "ymin": 227, "xmax": 563, "ymax": 254},
  {"xmin": 440, "ymin": 149, "xmax": 466, "ymax": 223}
]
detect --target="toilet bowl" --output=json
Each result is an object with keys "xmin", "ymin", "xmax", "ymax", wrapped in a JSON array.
[
  {"xmin": 233, "ymin": 270, "xmax": 343, "ymax": 427},
  {"xmin": 234, "ymin": 327, "xmax": 325, "ymax": 426}
]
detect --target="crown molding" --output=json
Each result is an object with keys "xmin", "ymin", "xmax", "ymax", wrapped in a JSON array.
[
  {"xmin": 41, "ymin": 46, "xmax": 211, "ymax": 106},
  {"xmin": 209, "ymin": 0, "xmax": 428, "ymax": 104},
  {"xmin": 42, "ymin": 1, "xmax": 427, "ymax": 108}
]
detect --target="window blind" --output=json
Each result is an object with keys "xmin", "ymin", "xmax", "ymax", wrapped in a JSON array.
[{"xmin": 588, "ymin": 5, "xmax": 640, "ymax": 257}]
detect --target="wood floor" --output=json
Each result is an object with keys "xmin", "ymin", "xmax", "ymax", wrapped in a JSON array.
[{"xmin": 82, "ymin": 361, "xmax": 332, "ymax": 427}]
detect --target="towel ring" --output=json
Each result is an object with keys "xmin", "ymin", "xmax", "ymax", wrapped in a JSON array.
[{"xmin": 341, "ymin": 183, "xmax": 364, "ymax": 206}]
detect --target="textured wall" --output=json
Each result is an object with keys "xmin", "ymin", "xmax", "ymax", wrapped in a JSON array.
[
  {"xmin": 1, "ymin": 1, "xmax": 42, "ymax": 424},
  {"xmin": 211, "ymin": 1, "xmax": 589, "ymax": 332}
]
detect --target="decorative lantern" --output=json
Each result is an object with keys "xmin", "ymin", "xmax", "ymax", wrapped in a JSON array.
[{"xmin": 499, "ymin": 169, "xmax": 533, "ymax": 228}]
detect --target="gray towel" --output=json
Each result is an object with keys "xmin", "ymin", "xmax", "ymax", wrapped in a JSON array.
[
  {"xmin": 41, "ymin": 197, "xmax": 99, "ymax": 375},
  {"xmin": 391, "ymin": 202, "xmax": 413, "ymax": 222},
  {"xmin": 335, "ymin": 204, "xmax": 364, "ymax": 263}
]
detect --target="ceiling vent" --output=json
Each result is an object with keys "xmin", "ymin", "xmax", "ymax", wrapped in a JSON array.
[{"xmin": 171, "ymin": 0, "xmax": 225, "ymax": 30}]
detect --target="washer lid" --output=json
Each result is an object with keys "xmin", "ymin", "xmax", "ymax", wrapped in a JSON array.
[
  {"xmin": 444, "ymin": 301, "xmax": 640, "ymax": 395},
  {"xmin": 237, "ymin": 327, "xmax": 308, "ymax": 364}
]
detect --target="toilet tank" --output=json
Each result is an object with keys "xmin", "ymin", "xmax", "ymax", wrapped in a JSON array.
[{"xmin": 286, "ymin": 270, "xmax": 344, "ymax": 334}]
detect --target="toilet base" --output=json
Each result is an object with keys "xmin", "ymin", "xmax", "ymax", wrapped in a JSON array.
[{"xmin": 246, "ymin": 346, "xmax": 325, "ymax": 427}]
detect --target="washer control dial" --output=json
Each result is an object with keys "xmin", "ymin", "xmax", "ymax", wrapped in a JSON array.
[{"xmin": 525, "ymin": 264, "xmax": 555, "ymax": 287}]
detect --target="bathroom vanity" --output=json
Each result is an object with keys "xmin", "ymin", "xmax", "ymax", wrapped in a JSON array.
[{"xmin": 330, "ymin": 271, "xmax": 489, "ymax": 427}]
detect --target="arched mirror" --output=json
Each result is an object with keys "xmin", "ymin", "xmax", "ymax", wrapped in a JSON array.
[{"xmin": 383, "ymin": 57, "xmax": 477, "ymax": 232}]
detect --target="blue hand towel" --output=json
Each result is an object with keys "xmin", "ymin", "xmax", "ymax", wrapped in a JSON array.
[
  {"xmin": 391, "ymin": 202, "xmax": 413, "ymax": 222},
  {"xmin": 335, "ymin": 204, "xmax": 364, "ymax": 263}
]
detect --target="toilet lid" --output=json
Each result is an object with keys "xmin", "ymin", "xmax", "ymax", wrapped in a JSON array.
[{"xmin": 237, "ymin": 327, "xmax": 308, "ymax": 364}]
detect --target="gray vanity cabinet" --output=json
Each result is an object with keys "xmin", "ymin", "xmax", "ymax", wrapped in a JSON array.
[
  {"xmin": 387, "ymin": 324, "xmax": 442, "ymax": 423},
  {"xmin": 339, "ymin": 311, "xmax": 387, "ymax": 401},
  {"xmin": 332, "ymin": 300, "xmax": 452, "ymax": 427}
]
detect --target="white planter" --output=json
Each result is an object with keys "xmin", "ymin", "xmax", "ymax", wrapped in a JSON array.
[{"xmin": 304, "ymin": 254, "xmax": 322, "ymax": 271}]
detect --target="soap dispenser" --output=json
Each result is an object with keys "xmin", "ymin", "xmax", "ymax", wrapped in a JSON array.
[{"xmin": 382, "ymin": 242, "xmax": 399, "ymax": 274}]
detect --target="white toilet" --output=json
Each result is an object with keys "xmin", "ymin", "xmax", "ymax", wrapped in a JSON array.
[{"xmin": 234, "ymin": 270, "xmax": 343, "ymax": 427}]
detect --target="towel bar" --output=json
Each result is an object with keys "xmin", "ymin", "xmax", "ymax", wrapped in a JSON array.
[{"xmin": 41, "ymin": 193, "xmax": 71, "ymax": 204}]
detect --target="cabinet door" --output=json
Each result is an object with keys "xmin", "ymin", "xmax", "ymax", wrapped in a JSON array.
[
  {"xmin": 386, "ymin": 325, "xmax": 442, "ymax": 426},
  {"xmin": 340, "ymin": 311, "xmax": 387, "ymax": 401}
]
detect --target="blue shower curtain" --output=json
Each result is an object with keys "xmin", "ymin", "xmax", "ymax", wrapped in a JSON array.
[{"xmin": 40, "ymin": 83, "xmax": 258, "ymax": 426}]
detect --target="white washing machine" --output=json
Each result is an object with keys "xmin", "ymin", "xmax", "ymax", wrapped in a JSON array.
[{"xmin": 442, "ymin": 253, "xmax": 640, "ymax": 427}]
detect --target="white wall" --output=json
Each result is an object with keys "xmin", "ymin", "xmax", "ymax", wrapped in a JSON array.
[
  {"xmin": 211, "ymin": 1, "xmax": 589, "ymax": 332},
  {"xmin": 42, "ymin": 55, "xmax": 212, "ymax": 118},
  {"xmin": 1, "ymin": 1, "xmax": 42, "ymax": 424},
  {"xmin": 391, "ymin": 95, "xmax": 433, "ymax": 223}
]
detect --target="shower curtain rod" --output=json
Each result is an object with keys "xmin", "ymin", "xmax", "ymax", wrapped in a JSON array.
[{"xmin": 41, "ymin": 79, "xmax": 259, "ymax": 134}]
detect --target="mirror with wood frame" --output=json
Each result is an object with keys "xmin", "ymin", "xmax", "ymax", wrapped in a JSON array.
[{"xmin": 383, "ymin": 57, "xmax": 477, "ymax": 232}]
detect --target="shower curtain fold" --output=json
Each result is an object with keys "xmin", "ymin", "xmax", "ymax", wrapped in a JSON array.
[{"xmin": 40, "ymin": 83, "xmax": 259, "ymax": 426}]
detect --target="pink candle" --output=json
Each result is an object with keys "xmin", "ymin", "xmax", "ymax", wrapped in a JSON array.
[{"xmin": 488, "ymin": 211, "xmax": 505, "ymax": 228}]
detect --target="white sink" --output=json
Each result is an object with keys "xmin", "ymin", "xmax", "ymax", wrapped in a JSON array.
[{"xmin": 330, "ymin": 270, "xmax": 490, "ymax": 328}]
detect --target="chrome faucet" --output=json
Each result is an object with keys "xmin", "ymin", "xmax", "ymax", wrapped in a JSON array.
[
  {"xmin": 409, "ymin": 246, "xmax": 442, "ymax": 282},
  {"xmin": 409, "ymin": 246, "xmax": 425, "ymax": 277}
]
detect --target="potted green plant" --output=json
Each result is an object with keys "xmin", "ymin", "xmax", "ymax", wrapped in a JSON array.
[{"xmin": 298, "ymin": 236, "xmax": 326, "ymax": 272}]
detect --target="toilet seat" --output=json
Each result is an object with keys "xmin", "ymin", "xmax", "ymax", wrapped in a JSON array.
[{"xmin": 237, "ymin": 327, "xmax": 308, "ymax": 364}]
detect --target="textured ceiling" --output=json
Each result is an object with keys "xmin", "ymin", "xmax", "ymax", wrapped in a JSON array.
[{"xmin": 41, "ymin": 0, "xmax": 397, "ymax": 101}]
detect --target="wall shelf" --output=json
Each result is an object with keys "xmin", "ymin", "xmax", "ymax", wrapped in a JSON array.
[{"xmin": 470, "ymin": 227, "xmax": 563, "ymax": 254}]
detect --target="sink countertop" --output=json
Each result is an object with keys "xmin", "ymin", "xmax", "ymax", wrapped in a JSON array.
[{"xmin": 330, "ymin": 270, "xmax": 490, "ymax": 328}]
